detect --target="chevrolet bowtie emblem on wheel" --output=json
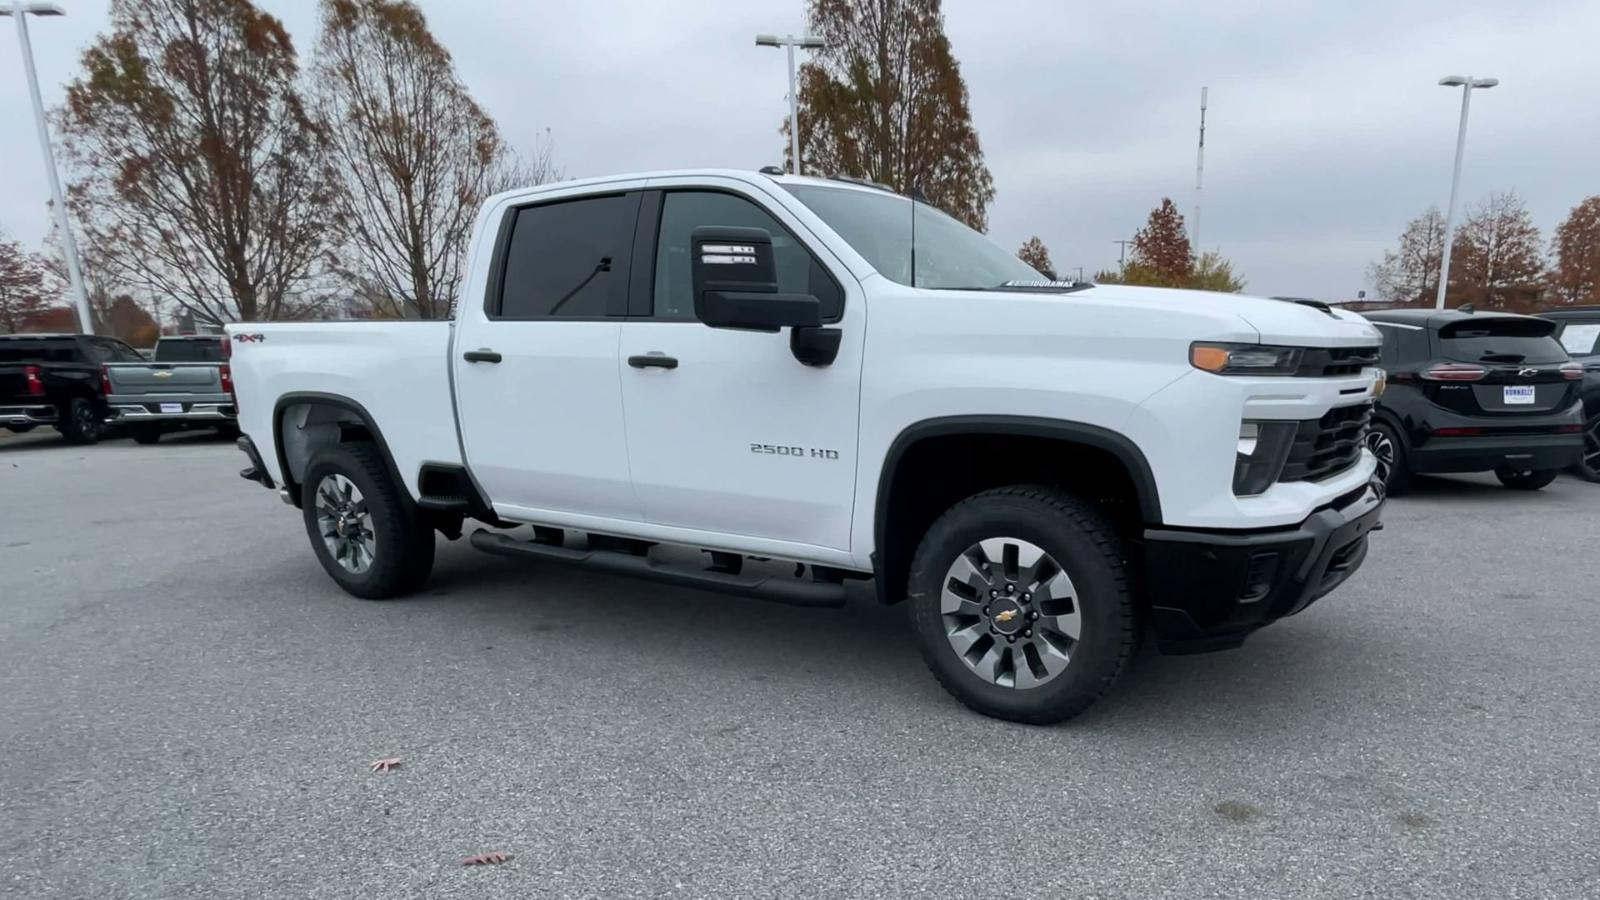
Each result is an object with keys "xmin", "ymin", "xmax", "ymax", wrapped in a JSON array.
[{"xmin": 995, "ymin": 609, "xmax": 1018, "ymax": 624}]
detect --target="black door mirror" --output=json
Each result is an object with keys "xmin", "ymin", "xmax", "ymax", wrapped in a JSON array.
[{"xmin": 690, "ymin": 226, "xmax": 822, "ymax": 332}]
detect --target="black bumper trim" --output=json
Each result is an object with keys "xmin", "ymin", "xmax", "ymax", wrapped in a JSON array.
[
  {"xmin": 1142, "ymin": 482, "xmax": 1384, "ymax": 654},
  {"xmin": 236, "ymin": 435, "xmax": 274, "ymax": 489}
]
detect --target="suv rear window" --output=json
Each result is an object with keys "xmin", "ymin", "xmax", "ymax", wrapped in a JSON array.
[
  {"xmin": 0, "ymin": 338, "xmax": 77, "ymax": 363},
  {"xmin": 154, "ymin": 339, "xmax": 224, "ymax": 362},
  {"xmin": 1437, "ymin": 318, "xmax": 1567, "ymax": 365}
]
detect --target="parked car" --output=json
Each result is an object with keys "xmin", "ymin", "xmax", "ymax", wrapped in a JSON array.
[
  {"xmin": 1538, "ymin": 306, "xmax": 1600, "ymax": 481},
  {"xmin": 0, "ymin": 333, "xmax": 143, "ymax": 444},
  {"xmin": 1362, "ymin": 309, "xmax": 1585, "ymax": 492},
  {"xmin": 103, "ymin": 334, "xmax": 237, "ymax": 444},
  {"xmin": 226, "ymin": 169, "xmax": 1386, "ymax": 724}
]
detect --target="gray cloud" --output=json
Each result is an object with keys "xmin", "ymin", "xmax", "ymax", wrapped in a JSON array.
[{"xmin": 1, "ymin": 0, "xmax": 1594, "ymax": 300}]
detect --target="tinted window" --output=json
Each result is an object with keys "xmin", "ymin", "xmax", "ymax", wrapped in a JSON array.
[
  {"xmin": 1556, "ymin": 320, "xmax": 1600, "ymax": 357},
  {"xmin": 497, "ymin": 194, "xmax": 638, "ymax": 319},
  {"xmin": 154, "ymin": 339, "xmax": 224, "ymax": 362},
  {"xmin": 85, "ymin": 338, "xmax": 143, "ymax": 363},
  {"xmin": 652, "ymin": 191, "xmax": 842, "ymax": 321},
  {"xmin": 1437, "ymin": 318, "xmax": 1567, "ymax": 364},
  {"xmin": 0, "ymin": 338, "xmax": 77, "ymax": 363}
]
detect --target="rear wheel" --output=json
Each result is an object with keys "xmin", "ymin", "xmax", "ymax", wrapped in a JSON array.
[
  {"xmin": 59, "ymin": 398, "xmax": 104, "ymax": 445},
  {"xmin": 907, "ymin": 485, "xmax": 1137, "ymax": 725},
  {"xmin": 1366, "ymin": 421, "xmax": 1410, "ymax": 495},
  {"xmin": 301, "ymin": 442, "xmax": 435, "ymax": 599},
  {"xmin": 1495, "ymin": 467, "xmax": 1559, "ymax": 491},
  {"xmin": 1573, "ymin": 414, "xmax": 1600, "ymax": 484},
  {"xmin": 128, "ymin": 424, "xmax": 163, "ymax": 445}
]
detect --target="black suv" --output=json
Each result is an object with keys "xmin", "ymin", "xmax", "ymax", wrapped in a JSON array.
[
  {"xmin": 0, "ymin": 333, "xmax": 145, "ymax": 444},
  {"xmin": 1361, "ymin": 309, "xmax": 1584, "ymax": 492},
  {"xmin": 1537, "ymin": 306, "xmax": 1600, "ymax": 481}
]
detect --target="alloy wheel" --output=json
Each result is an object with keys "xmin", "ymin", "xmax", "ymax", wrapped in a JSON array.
[
  {"xmin": 1583, "ymin": 416, "xmax": 1600, "ymax": 476},
  {"xmin": 940, "ymin": 537, "xmax": 1081, "ymax": 690},
  {"xmin": 315, "ymin": 473, "xmax": 376, "ymax": 574},
  {"xmin": 1366, "ymin": 428, "xmax": 1395, "ymax": 484}
]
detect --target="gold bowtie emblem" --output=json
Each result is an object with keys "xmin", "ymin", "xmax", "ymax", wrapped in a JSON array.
[{"xmin": 994, "ymin": 609, "xmax": 1018, "ymax": 624}]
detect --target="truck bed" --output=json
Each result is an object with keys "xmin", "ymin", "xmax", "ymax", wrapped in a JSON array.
[{"xmin": 225, "ymin": 321, "xmax": 461, "ymax": 495}]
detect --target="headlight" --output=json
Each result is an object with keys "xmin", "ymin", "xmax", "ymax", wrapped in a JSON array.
[
  {"xmin": 1191, "ymin": 342, "xmax": 1304, "ymax": 376},
  {"xmin": 1234, "ymin": 420, "xmax": 1298, "ymax": 495}
]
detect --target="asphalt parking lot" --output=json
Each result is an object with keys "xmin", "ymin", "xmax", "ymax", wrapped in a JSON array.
[{"xmin": 2, "ymin": 429, "xmax": 1597, "ymax": 899}]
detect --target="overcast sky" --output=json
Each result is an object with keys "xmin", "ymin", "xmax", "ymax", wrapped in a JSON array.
[{"xmin": 1, "ymin": 0, "xmax": 1596, "ymax": 299}]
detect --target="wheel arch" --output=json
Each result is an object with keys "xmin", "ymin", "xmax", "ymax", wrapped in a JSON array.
[
  {"xmin": 871, "ymin": 416, "xmax": 1163, "ymax": 606},
  {"xmin": 272, "ymin": 392, "xmax": 409, "ymax": 510}
]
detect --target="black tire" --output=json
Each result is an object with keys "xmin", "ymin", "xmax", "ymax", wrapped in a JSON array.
[
  {"xmin": 1573, "ymin": 414, "xmax": 1600, "ymax": 484},
  {"xmin": 1367, "ymin": 421, "xmax": 1411, "ymax": 496},
  {"xmin": 128, "ymin": 424, "xmax": 163, "ymax": 445},
  {"xmin": 59, "ymin": 397, "xmax": 104, "ymax": 445},
  {"xmin": 1494, "ymin": 467, "xmax": 1559, "ymax": 491},
  {"xmin": 301, "ymin": 442, "xmax": 435, "ymax": 599},
  {"xmin": 906, "ymin": 485, "xmax": 1137, "ymax": 725},
  {"xmin": 5, "ymin": 424, "xmax": 36, "ymax": 434}
]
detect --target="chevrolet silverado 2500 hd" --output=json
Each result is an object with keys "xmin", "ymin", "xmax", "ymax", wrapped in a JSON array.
[{"xmin": 227, "ymin": 170, "xmax": 1386, "ymax": 723}]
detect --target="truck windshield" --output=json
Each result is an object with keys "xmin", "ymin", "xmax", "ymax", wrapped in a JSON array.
[
  {"xmin": 782, "ymin": 184, "xmax": 1045, "ymax": 290},
  {"xmin": 154, "ymin": 339, "xmax": 224, "ymax": 363}
]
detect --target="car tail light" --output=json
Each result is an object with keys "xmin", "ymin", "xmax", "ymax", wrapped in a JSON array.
[
  {"xmin": 220, "ymin": 363, "xmax": 236, "ymax": 410},
  {"xmin": 220, "ymin": 334, "xmax": 232, "ymax": 360},
  {"xmin": 24, "ymin": 364, "xmax": 45, "ymax": 396},
  {"xmin": 100, "ymin": 364, "xmax": 113, "ymax": 396},
  {"xmin": 1560, "ymin": 362, "xmax": 1583, "ymax": 381},
  {"xmin": 1421, "ymin": 363, "xmax": 1488, "ymax": 382},
  {"xmin": 1432, "ymin": 427, "xmax": 1483, "ymax": 437}
]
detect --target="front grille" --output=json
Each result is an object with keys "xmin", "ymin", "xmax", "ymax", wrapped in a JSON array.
[
  {"xmin": 1280, "ymin": 403, "xmax": 1371, "ymax": 482},
  {"xmin": 1294, "ymin": 346, "xmax": 1380, "ymax": 378}
]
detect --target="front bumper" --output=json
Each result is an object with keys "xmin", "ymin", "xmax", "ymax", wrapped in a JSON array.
[
  {"xmin": 1142, "ymin": 481, "xmax": 1384, "ymax": 654},
  {"xmin": 106, "ymin": 393, "xmax": 236, "ymax": 424},
  {"xmin": 1, "ymin": 405, "xmax": 57, "ymax": 426}
]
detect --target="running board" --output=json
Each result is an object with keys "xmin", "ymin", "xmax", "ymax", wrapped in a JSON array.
[{"xmin": 469, "ymin": 529, "xmax": 847, "ymax": 608}]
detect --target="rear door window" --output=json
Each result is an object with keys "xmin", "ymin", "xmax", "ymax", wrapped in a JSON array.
[
  {"xmin": 0, "ymin": 338, "xmax": 77, "ymax": 363},
  {"xmin": 1436, "ymin": 318, "xmax": 1567, "ymax": 364},
  {"xmin": 154, "ymin": 339, "xmax": 224, "ymax": 362},
  {"xmin": 1556, "ymin": 320, "xmax": 1600, "ymax": 357},
  {"xmin": 494, "ymin": 193, "xmax": 639, "ymax": 319}
]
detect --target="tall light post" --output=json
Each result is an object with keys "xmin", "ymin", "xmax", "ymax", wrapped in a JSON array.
[
  {"xmin": 756, "ymin": 32, "xmax": 824, "ymax": 175},
  {"xmin": 3, "ymin": 2, "xmax": 92, "ymax": 334},
  {"xmin": 1434, "ymin": 75, "xmax": 1497, "ymax": 310}
]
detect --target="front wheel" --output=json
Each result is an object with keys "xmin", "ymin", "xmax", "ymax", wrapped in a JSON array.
[
  {"xmin": 1366, "ymin": 421, "xmax": 1410, "ymax": 495},
  {"xmin": 301, "ymin": 442, "xmax": 435, "ymax": 599},
  {"xmin": 1495, "ymin": 467, "xmax": 1559, "ymax": 491},
  {"xmin": 906, "ymin": 486, "xmax": 1137, "ymax": 725},
  {"xmin": 1573, "ymin": 414, "xmax": 1600, "ymax": 484}
]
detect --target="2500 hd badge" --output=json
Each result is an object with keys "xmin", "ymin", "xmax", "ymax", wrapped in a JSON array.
[{"xmin": 750, "ymin": 443, "xmax": 839, "ymax": 460}]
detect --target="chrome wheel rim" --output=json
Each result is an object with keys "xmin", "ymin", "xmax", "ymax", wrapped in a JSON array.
[
  {"xmin": 77, "ymin": 405, "xmax": 98, "ymax": 438},
  {"xmin": 1584, "ymin": 416, "xmax": 1600, "ymax": 474},
  {"xmin": 315, "ymin": 474, "xmax": 375, "ymax": 574},
  {"xmin": 941, "ymin": 537, "xmax": 1080, "ymax": 690},
  {"xmin": 1366, "ymin": 429, "xmax": 1395, "ymax": 484}
]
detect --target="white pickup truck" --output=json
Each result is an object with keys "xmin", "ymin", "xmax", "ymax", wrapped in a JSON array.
[{"xmin": 227, "ymin": 169, "xmax": 1386, "ymax": 723}]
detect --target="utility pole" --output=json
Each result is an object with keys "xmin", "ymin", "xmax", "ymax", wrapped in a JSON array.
[
  {"xmin": 1113, "ymin": 239, "xmax": 1134, "ymax": 268},
  {"xmin": 1194, "ymin": 86, "xmax": 1207, "ymax": 256},
  {"xmin": 1434, "ymin": 75, "xmax": 1497, "ymax": 309},
  {"xmin": 756, "ymin": 33, "xmax": 825, "ymax": 175},
  {"xmin": 3, "ymin": 2, "xmax": 94, "ymax": 334}
]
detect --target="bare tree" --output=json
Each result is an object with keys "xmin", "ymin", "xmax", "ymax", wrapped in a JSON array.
[
  {"xmin": 58, "ymin": 0, "xmax": 336, "ymax": 324},
  {"xmin": 1368, "ymin": 205, "xmax": 1446, "ymax": 305},
  {"xmin": 791, "ymin": 0, "xmax": 995, "ymax": 230},
  {"xmin": 1448, "ymin": 191, "xmax": 1544, "ymax": 310},
  {"xmin": 314, "ymin": 0, "xmax": 558, "ymax": 320}
]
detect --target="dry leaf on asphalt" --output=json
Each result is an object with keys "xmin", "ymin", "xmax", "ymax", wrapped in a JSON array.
[
  {"xmin": 462, "ymin": 852, "xmax": 513, "ymax": 866},
  {"xmin": 369, "ymin": 757, "xmax": 402, "ymax": 772}
]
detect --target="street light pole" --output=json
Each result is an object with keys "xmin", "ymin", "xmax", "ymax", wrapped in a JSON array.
[
  {"xmin": 3, "ymin": 3, "xmax": 92, "ymax": 334},
  {"xmin": 756, "ymin": 32, "xmax": 824, "ymax": 175},
  {"xmin": 1434, "ymin": 74, "xmax": 1497, "ymax": 310}
]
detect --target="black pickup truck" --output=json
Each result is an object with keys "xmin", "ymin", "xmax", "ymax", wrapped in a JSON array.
[{"xmin": 0, "ymin": 333, "xmax": 144, "ymax": 444}]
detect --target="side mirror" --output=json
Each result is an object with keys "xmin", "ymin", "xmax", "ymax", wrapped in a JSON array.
[{"xmin": 691, "ymin": 226, "xmax": 822, "ymax": 332}]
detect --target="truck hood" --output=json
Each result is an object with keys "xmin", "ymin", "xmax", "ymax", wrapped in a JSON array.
[{"xmin": 1041, "ymin": 284, "xmax": 1381, "ymax": 347}]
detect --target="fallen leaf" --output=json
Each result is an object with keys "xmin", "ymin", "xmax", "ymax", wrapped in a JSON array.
[
  {"xmin": 369, "ymin": 757, "xmax": 402, "ymax": 773},
  {"xmin": 462, "ymin": 852, "xmax": 513, "ymax": 866}
]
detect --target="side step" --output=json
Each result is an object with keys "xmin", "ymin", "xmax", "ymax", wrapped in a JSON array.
[{"xmin": 469, "ymin": 529, "xmax": 847, "ymax": 608}]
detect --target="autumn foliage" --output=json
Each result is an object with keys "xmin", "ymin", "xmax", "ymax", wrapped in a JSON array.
[
  {"xmin": 1550, "ymin": 196, "xmax": 1600, "ymax": 306},
  {"xmin": 1016, "ymin": 236, "xmax": 1056, "ymax": 280}
]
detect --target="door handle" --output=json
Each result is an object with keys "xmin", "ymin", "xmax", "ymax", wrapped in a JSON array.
[
  {"xmin": 463, "ymin": 349, "xmax": 502, "ymax": 364},
  {"xmin": 628, "ymin": 353, "xmax": 679, "ymax": 370}
]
